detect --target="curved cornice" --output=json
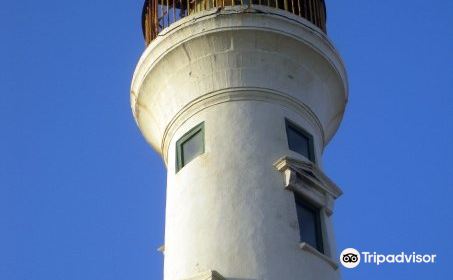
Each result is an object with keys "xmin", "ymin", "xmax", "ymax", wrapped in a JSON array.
[{"xmin": 131, "ymin": 6, "xmax": 348, "ymax": 121}]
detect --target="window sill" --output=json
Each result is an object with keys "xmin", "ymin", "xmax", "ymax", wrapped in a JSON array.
[
  {"xmin": 183, "ymin": 270, "xmax": 225, "ymax": 280},
  {"xmin": 300, "ymin": 242, "xmax": 339, "ymax": 270}
]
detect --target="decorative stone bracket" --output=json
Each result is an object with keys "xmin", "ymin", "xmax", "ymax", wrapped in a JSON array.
[{"xmin": 274, "ymin": 156, "xmax": 343, "ymax": 216}]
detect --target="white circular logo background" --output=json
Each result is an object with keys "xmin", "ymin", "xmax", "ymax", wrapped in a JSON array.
[{"xmin": 340, "ymin": 248, "xmax": 361, "ymax": 269}]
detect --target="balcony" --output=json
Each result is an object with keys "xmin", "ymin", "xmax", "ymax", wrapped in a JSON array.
[{"xmin": 142, "ymin": 0, "xmax": 327, "ymax": 46}]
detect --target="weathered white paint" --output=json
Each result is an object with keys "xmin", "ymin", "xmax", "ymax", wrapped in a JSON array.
[{"xmin": 131, "ymin": 6, "xmax": 347, "ymax": 280}]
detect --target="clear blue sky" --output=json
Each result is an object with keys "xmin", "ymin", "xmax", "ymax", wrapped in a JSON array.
[{"xmin": 1, "ymin": 1, "xmax": 452, "ymax": 279}]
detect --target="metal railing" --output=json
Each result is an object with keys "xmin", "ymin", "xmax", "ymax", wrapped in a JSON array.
[{"xmin": 142, "ymin": 0, "xmax": 327, "ymax": 46}]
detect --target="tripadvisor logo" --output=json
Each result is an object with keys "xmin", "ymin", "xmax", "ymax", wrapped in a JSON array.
[
  {"xmin": 340, "ymin": 248, "xmax": 361, "ymax": 268},
  {"xmin": 340, "ymin": 248, "xmax": 437, "ymax": 269}
]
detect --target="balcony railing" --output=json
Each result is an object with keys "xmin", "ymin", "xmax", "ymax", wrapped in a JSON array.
[{"xmin": 142, "ymin": 0, "xmax": 327, "ymax": 46}]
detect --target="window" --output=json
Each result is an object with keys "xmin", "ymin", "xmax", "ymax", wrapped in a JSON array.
[
  {"xmin": 285, "ymin": 119, "xmax": 315, "ymax": 162},
  {"xmin": 176, "ymin": 122, "xmax": 205, "ymax": 172},
  {"xmin": 294, "ymin": 195, "xmax": 324, "ymax": 253}
]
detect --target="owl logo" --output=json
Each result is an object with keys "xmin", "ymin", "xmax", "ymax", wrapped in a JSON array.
[
  {"xmin": 342, "ymin": 253, "xmax": 359, "ymax": 263},
  {"xmin": 340, "ymin": 248, "xmax": 361, "ymax": 268}
]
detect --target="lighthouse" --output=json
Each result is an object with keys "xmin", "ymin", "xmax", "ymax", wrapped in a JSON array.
[{"xmin": 131, "ymin": 0, "xmax": 348, "ymax": 279}]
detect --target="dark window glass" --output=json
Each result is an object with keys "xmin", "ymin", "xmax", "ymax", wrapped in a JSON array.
[
  {"xmin": 181, "ymin": 131, "xmax": 203, "ymax": 166},
  {"xmin": 176, "ymin": 122, "xmax": 204, "ymax": 172},
  {"xmin": 295, "ymin": 195, "xmax": 324, "ymax": 253},
  {"xmin": 285, "ymin": 119, "xmax": 315, "ymax": 162}
]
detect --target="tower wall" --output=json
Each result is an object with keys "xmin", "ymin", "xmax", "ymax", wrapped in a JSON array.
[
  {"xmin": 164, "ymin": 101, "xmax": 339, "ymax": 280},
  {"xmin": 131, "ymin": 6, "xmax": 348, "ymax": 280}
]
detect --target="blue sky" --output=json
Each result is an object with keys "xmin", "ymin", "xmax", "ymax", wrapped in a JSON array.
[{"xmin": 1, "ymin": 0, "xmax": 452, "ymax": 279}]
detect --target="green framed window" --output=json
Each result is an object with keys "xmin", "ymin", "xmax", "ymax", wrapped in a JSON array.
[
  {"xmin": 294, "ymin": 194, "xmax": 324, "ymax": 253},
  {"xmin": 176, "ymin": 122, "xmax": 205, "ymax": 172},
  {"xmin": 285, "ymin": 119, "xmax": 315, "ymax": 162}
]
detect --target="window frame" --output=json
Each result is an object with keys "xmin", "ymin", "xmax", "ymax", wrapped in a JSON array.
[
  {"xmin": 294, "ymin": 194, "xmax": 324, "ymax": 254},
  {"xmin": 274, "ymin": 156, "xmax": 343, "ymax": 268},
  {"xmin": 176, "ymin": 122, "xmax": 205, "ymax": 172},
  {"xmin": 285, "ymin": 119, "xmax": 316, "ymax": 163}
]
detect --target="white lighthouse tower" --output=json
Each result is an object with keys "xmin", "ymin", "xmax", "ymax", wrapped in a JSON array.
[{"xmin": 131, "ymin": 1, "xmax": 347, "ymax": 279}]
